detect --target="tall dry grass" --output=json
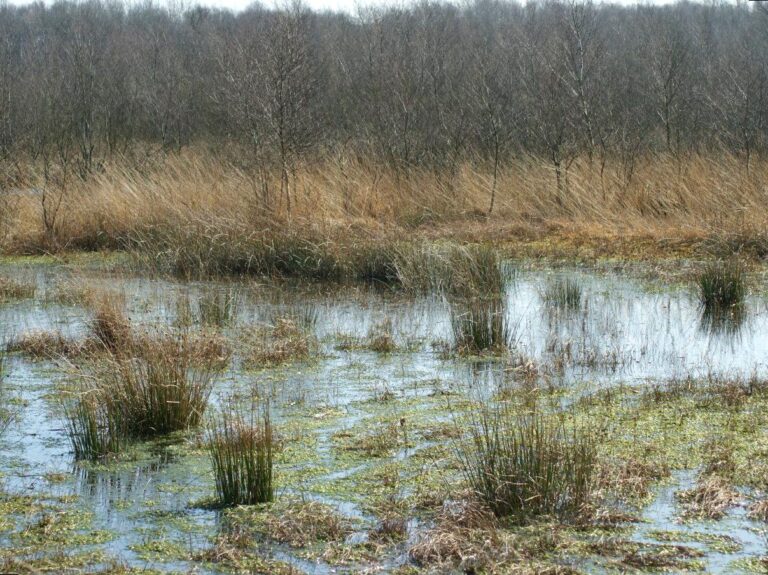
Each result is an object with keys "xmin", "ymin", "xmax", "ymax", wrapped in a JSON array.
[{"xmin": 2, "ymin": 151, "xmax": 767, "ymax": 263}]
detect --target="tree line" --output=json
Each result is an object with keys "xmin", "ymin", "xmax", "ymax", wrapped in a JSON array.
[{"xmin": 0, "ymin": 0, "xmax": 766, "ymax": 193}]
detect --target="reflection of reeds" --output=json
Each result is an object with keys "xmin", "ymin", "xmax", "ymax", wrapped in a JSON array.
[
  {"xmin": 207, "ymin": 405, "xmax": 274, "ymax": 506},
  {"xmin": 455, "ymin": 407, "xmax": 596, "ymax": 522},
  {"xmin": 543, "ymin": 277, "xmax": 582, "ymax": 311},
  {"xmin": 451, "ymin": 298, "xmax": 509, "ymax": 354},
  {"xmin": 699, "ymin": 303, "xmax": 746, "ymax": 337}
]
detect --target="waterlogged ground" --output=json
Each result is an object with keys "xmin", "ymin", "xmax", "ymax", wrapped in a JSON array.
[{"xmin": 0, "ymin": 258, "xmax": 767, "ymax": 573}]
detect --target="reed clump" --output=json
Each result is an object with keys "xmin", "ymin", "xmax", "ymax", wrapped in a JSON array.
[
  {"xmin": 198, "ymin": 288, "xmax": 239, "ymax": 328},
  {"xmin": 6, "ymin": 330, "xmax": 89, "ymax": 359},
  {"xmin": 455, "ymin": 408, "xmax": 596, "ymax": 522},
  {"xmin": 207, "ymin": 406, "xmax": 274, "ymax": 506},
  {"xmin": 64, "ymin": 388, "xmax": 125, "ymax": 461},
  {"xmin": 697, "ymin": 259, "xmax": 746, "ymax": 317},
  {"xmin": 63, "ymin": 330, "xmax": 222, "ymax": 460},
  {"xmin": 245, "ymin": 317, "xmax": 316, "ymax": 367},
  {"xmin": 543, "ymin": 277, "xmax": 582, "ymax": 311},
  {"xmin": 450, "ymin": 298, "xmax": 509, "ymax": 355},
  {"xmin": 89, "ymin": 295, "xmax": 132, "ymax": 352}
]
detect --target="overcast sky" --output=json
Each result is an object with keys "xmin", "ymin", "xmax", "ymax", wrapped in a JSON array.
[{"xmin": 3, "ymin": 0, "xmax": 721, "ymax": 16}]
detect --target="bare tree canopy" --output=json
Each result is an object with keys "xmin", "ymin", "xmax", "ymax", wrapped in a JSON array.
[{"xmin": 0, "ymin": 0, "xmax": 766, "ymax": 185}]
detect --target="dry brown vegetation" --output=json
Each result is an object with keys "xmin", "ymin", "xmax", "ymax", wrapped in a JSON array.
[{"xmin": 2, "ymin": 152, "xmax": 767, "ymax": 268}]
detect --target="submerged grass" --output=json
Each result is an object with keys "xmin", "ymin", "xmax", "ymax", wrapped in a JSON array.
[
  {"xmin": 244, "ymin": 317, "xmax": 316, "ymax": 367},
  {"xmin": 455, "ymin": 407, "xmax": 597, "ymax": 522},
  {"xmin": 207, "ymin": 405, "xmax": 274, "ymax": 506}
]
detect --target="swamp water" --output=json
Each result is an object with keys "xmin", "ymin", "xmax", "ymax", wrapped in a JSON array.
[{"xmin": 0, "ymin": 261, "xmax": 766, "ymax": 574}]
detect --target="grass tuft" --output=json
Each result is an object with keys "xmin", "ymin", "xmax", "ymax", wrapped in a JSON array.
[
  {"xmin": 697, "ymin": 259, "xmax": 746, "ymax": 317},
  {"xmin": 89, "ymin": 295, "xmax": 132, "ymax": 352},
  {"xmin": 207, "ymin": 405, "xmax": 274, "ymax": 507},
  {"xmin": 450, "ymin": 298, "xmax": 509, "ymax": 355},
  {"xmin": 63, "ymin": 330, "xmax": 222, "ymax": 460},
  {"xmin": 455, "ymin": 408, "xmax": 596, "ymax": 522},
  {"xmin": 543, "ymin": 277, "xmax": 582, "ymax": 311},
  {"xmin": 199, "ymin": 288, "xmax": 239, "ymax": 327},
  {"xmin": 0, "ymin": 277, "xmax": 36, "ymax": 302}
]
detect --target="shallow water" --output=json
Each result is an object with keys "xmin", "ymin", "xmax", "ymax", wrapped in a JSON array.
[{"xmin": 0, "ymin": 260, "xmax": 766, "ymax": 573}]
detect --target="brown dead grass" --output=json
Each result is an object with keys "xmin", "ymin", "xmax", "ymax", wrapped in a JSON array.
[
  {"xmin": 2, "ymin": 151, "xmax": 767, "ymax": 263},
  {"xmin": 244, "ymin": 318, "xmax": 315, "ymax": 367},
  {"xmin": 677, "ymin": 476, "xmax": 740, "ymax": 520}
]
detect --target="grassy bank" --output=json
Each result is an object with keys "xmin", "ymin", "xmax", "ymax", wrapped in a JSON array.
[{"xmin": 1, "ymin": 151, "xmax": 767, "ymax": 274}]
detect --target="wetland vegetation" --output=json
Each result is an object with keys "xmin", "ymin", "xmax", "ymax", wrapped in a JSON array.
[
  {"xmin": 0, "ymin": 253, "xmax": 766, "ymax": 574},
  {"xmin": 0, "ymin": 0, "xmax": 767, "ymax": 572}
]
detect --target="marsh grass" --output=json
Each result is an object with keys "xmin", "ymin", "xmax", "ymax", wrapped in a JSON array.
[
  {"xmin": 90, "ymin": 295, "xmax": 132, "ymax": 352},
  {"xmin": 455, "ymin": 408, "xmax": 596, "ymax": 522},
  {"xmin": 245, "ymin": 317, "xmax": 316, "ymax": 367},
  {"xmin": 207, "ymin": 405, "xmax": 274, "ymax": 506},
  {"xmin": 113, "ymin": 334, "xmax": 220, "ymax": 437},
  {"xmin": 697, "ymin": 259, "xmax": 746, "ymax": 317},
  {"xmin": 543, "ymin": 277, "xmax": 582, "ymax": 311},
  {"xmin": 394, "ymin": 243, "xmax": 505, "ymax": 296},
  {"xmin": 64, "ymin": 389, "xmax": 125, "ymax": 460},
  {"xmin": 199, "ymin": 288, "xmax": 239, "ymax": 327},
  {"xmin": 6, "ymin": 330, "xmax": 90, "ymax": 359},
  {"xmin": 0, "ymin": 353, "xmax": 13, "ymax": 435},
  {"xmin": 451, "ymin": 298, "xmax": 509, "ymax": 354},
  {"xmin": 366, "ymin": 319, "xmax": 397, "ymax": 353},
  {"xmin": 63, "ymin": 330, "xmax": 222, "ymax": 459},
  {"xmin": 0, "ymin": 277, "xmax": 35, "ymax": 302}
]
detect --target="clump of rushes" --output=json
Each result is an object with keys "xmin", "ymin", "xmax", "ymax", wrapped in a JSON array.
[
  {"xmin": 0, "ymin": 277, "xmax": 36, "ymax": 302},
  {"xmin": 113, "ymin": 334, "xmax": 220, "ymax": 437},
  {"xmin": 367, "ymin": 319, "xmax": 397, "ymax": 353},
  {"xmin": 543, "ymin": 277, "xmax": 582, "ymax": 311},
  {"xmin": 392, "ymin": 243, "xmax": 506, "ymax": 296},
  {"xmin": 451, "ymin": 298, "xmax": 509, "ymax": 354},
  {"xmin": 697, "ymin": 259, "xmax": 746, "ymax": 316},
  {"xmin": 245, "ymin": 317, "xmax": 315, "ymax": 367},
  {"xmin": 90, "ymin": 295, "xmax": 132, "ymax": 352},
  {"xmin": 64, "ymin": 389, "xmax": 125, "ymax": 460},
  {"xmin": 198, "ymin": 288, "xmax": 239, "ymax": 327},
  {"xmin": 6, "ymin": 330, "xmax": 91, "ymax": 360},
  {"xmin": 455, "ymin": 407, "xmax": 596, "ymax": 522},
  {"xmin": 207, "ymin": 405, "xmax": 274, "ymax": 506},
  {"xmin": 63, "ymin": 330, "xmax": 222, "ymax": 460}
]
